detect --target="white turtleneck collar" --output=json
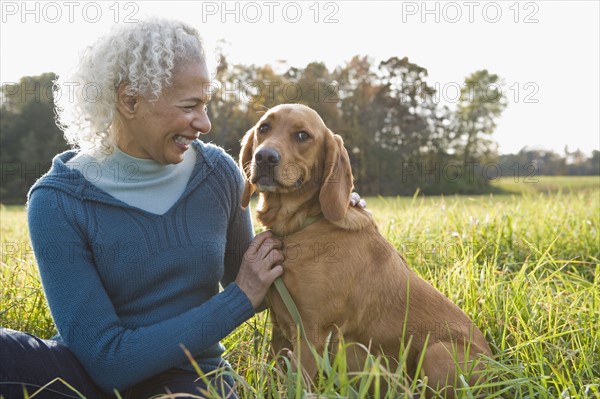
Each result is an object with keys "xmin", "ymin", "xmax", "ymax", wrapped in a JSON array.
[{"xmin": 66, "ymin": 146, "xmax": 196, "ymax": 215}]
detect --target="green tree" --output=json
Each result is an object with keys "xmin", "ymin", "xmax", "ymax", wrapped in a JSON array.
[
  {"xmin": 456, "ymin": 70, "xmax": 507, "ymax": 164},
  {"xmin": 289, "ymin": 62, "xmax": 341, "ymax": 132},
  {"xmin": 370, "ymin": 57, "xmax": 440, "ymax": 194},
  {"xmin": 1, "ymin": 73, "xmax": 69, "ymax": 203},
  {"xmin": 333, "ymin": 56, "xmax": 380, "ymax": 194}
]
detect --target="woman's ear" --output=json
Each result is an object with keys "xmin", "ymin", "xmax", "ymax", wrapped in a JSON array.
[
  {"xmin": 116, "ymin": 84, "xmax": 138, "ymax": 119},
  {"xmin": 319, "ymin": 131, "xmax": 354, "ymax": 222},
  {"xmin": 239, "ymin": 127, "xmax": 256, "ymax": 208}
]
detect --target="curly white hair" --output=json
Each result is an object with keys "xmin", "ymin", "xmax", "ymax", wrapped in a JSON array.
[{"xmin": 54, "ymin": 17, "xmax": 207, "ymax": 157}]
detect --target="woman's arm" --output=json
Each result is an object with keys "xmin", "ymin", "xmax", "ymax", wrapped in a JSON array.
[{"xmin": 28, "ymin": 188, "xmax": 255, "ymax": 393}]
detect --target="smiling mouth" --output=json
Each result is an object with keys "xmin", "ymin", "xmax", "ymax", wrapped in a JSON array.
[{"xmin": 174, "ymin": 135, "xmax": 194, "ymax": 145}]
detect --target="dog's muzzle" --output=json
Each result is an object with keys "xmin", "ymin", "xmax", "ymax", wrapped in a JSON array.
[
  {"xmin": 251, "ymin": 146, "xmax": 305, "ymax": 190},
  {"xmin": 252, "ymin": 147, "xmax": 281, "ymax": 187}
]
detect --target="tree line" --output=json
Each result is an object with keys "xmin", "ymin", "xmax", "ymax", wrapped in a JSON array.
[{"xmin": 1, "ymin": 56, "xmax": 598, "ymax": 203}]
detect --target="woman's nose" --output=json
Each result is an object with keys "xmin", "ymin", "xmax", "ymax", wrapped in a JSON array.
[{"xmin": 192, "ymin": 108, "xmax": 211, "ymax": 134}]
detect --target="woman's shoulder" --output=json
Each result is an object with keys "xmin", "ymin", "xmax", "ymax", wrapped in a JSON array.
[
  {"xmin": 28, "ymin": 150, "xmax": 83, "ymax": 195},
  {"xmin": 194, "ymin": 140, "xmax": 235, "ymax": 164},
  {"xmin": 193, "ymin": 140, "xmax": 242, "ymax": 180},
  {"xmin": 27, "ymin": 149, "xmax": 116, "ymax": 208},
  {"xmin": 27, "ymin": 151, "xmax": 88, "ymax": 225}
]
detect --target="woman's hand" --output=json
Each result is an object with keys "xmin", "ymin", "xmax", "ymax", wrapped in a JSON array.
[
  {"xmin": 235, "ymin": 231, "xmax": 284, "ymax": 309},
  {"xmin": 350, "ymin": 192, "xmax": 367, "ymax": 209}
]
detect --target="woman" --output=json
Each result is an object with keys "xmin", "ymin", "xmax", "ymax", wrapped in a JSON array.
[{"xmin": 0, "ymin": 18, "xmax": 286, "ymax": 399}]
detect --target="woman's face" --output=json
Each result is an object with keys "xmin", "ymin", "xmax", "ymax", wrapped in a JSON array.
[{"xmin": 117, "ymin": 62, "xmax": 212, "ymax": 164}]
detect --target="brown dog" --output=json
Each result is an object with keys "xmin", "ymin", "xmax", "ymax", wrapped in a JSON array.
[{"xmin": 239, "ymin": 104, "xmax": 492, "ymax": 397}]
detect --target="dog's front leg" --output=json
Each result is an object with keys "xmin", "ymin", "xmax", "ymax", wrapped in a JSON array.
[
  {"xmin": 269, "ymin": 320, "xmax": 289, "ymax": 359},
  {"xmin": 276, "ymin": 323, "xmax": 322, "ymax": 384},
  {"xmin": 295, "ymin": 337, "xmax": 320, "ymax": 382},
  {"xmin": 277, "ymin": 338, "xmax": 320, "ymax": 389},
  {"xmin": 269, "ymin": 317, "xmax": 319, "ymax": 383}
]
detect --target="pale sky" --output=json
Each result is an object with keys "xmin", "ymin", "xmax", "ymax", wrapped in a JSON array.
[{"xmin": 1, "ymin": 0, "xmax": 599, "ymax": 155}]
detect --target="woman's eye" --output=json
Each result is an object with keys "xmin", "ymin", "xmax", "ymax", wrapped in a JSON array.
[
  {"xmin": 296, "ymin": 131, "xmax": 310, "ymax": 141},
  {"xmin": 181, "ymin": 103, "xmax": 207, "ymax": 113},
  {"xmin": 258, "ymin": 123, "xmax": 270, "ymax": 134},
  {"xmin": 181, "ymin": 105, "xmax": 196, "ymax": 112}
]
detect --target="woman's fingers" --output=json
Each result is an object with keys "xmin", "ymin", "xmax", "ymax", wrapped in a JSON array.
[
  {"xmin": 245, "ymin": 231, "xmax": 283, "ymax": 260},
  {"xmin": 236, "ymin": 231, "xmax": 285, "ymax": 309}
]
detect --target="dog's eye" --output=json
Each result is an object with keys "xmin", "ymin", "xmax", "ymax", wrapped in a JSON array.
[
  {"xmin": 296, "ymin": 131, "xmax": 310, "ymax": 141},
  {"xmin": 258, "ymin": 123, "xmax": 270, "ymax": 134}
]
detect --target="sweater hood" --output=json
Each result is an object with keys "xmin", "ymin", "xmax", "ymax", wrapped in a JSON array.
[{"xmin": 27, "ymin": 141, "xmax": 220, "ymax": 208}]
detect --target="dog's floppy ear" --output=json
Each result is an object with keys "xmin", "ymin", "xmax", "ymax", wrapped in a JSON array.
[
  {"xmin": 319, "ymin": 131, "xmax": 354, "ymax": 222},
  {"xmin": 239, "ymin": 127, "xmax": 256, "ymax": 208}
]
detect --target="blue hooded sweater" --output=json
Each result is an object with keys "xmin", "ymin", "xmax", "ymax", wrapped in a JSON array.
[{"xmin": 26, "ymin": 140, "xmax": 255, "ymax": 393}]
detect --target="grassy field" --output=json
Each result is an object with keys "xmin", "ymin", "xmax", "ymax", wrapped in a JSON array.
[{"xmin": 1, "ymin": 176, "xmax": 599, "ymax": 398}]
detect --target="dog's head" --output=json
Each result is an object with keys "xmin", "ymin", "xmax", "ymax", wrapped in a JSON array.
[{"xmin": 240, "ymin": 104, "xmax": 353, "ymax": 222}]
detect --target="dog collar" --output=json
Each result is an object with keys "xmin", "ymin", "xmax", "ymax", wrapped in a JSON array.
[{"xmin": 273, "ymin": 213, "xmax": 323, "ymax": 237}]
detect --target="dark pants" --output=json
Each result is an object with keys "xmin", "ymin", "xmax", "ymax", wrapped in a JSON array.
[{"xmin": 0, "ymin": 328, "xmax": 238, "ymax": 399}]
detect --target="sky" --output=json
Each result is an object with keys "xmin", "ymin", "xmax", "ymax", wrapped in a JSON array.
[{"xmin": 1, "ymin": 0, "xmax": 599, "ymax": 155}]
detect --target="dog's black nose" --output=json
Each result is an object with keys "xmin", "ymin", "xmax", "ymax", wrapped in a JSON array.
[{"xmin": 254, "ymin": 147, "xmax": 281, "ymax": 165}]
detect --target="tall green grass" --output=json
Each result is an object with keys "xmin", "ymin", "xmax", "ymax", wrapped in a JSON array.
[{"xmin": 1, "ymin": 177, "xmax": 599, "ymax": 398}]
